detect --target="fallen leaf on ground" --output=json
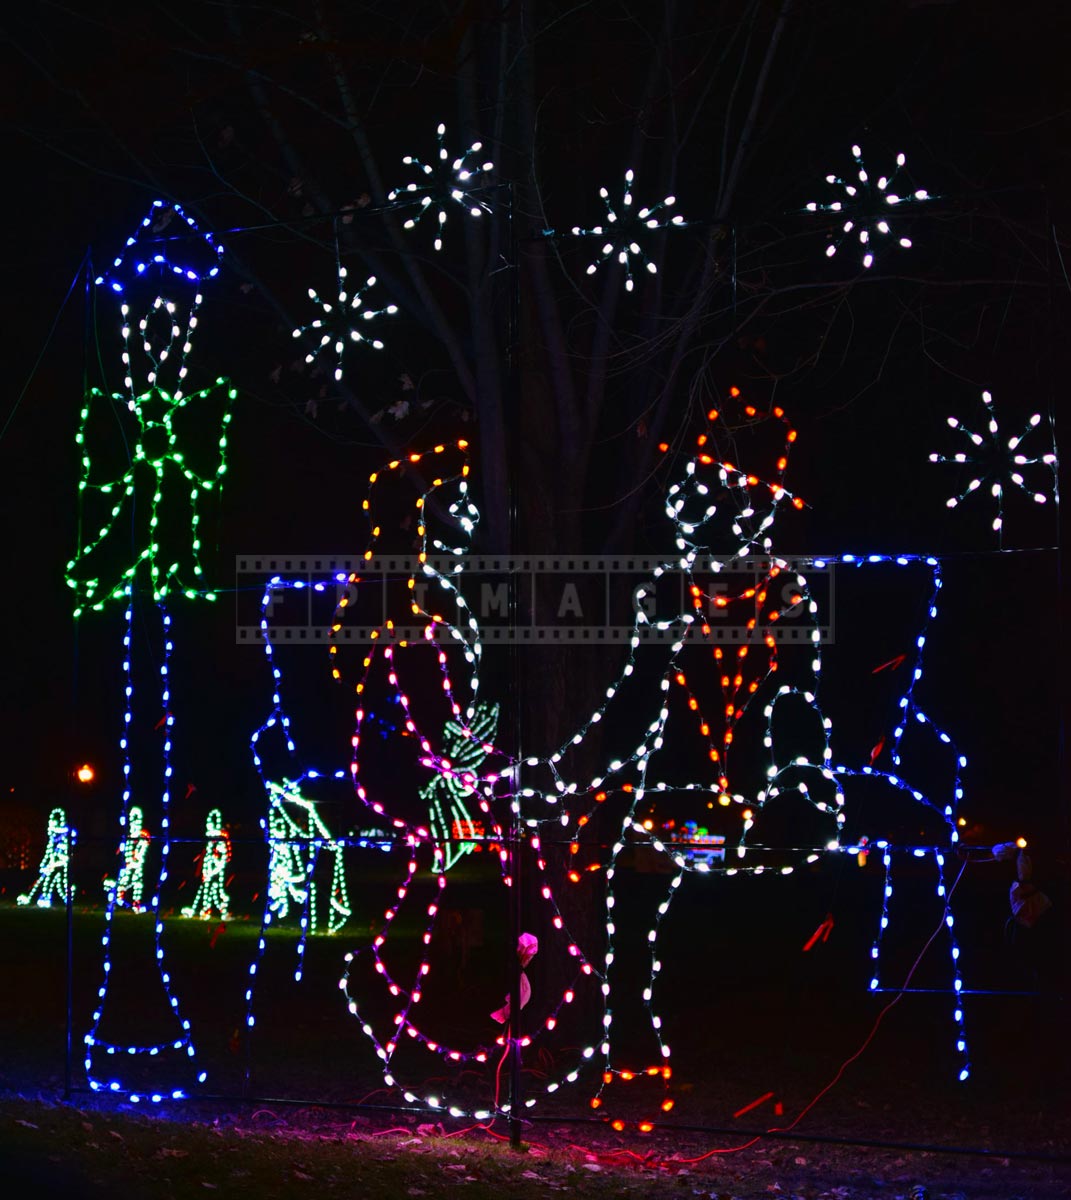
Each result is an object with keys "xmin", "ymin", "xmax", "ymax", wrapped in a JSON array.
[{"xmin": 14, "ymin": 1119, "xmax": 38, "ymax": 1129}]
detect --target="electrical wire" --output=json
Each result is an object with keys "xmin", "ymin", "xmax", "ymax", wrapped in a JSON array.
[
  {"xmin": 662, "ymin": 856, "xmax": 971, "ymax": 1164},
  {"xmin": 0, "ymin": 249, "xmax": 88, "ymax": 448}
]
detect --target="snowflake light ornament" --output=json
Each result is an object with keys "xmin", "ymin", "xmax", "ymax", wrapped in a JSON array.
[
  {"xmin": 388, "ymin": 123, "xmax": 494, "ymax": 252},
  {"xmin": 929, "ymin": 389, "xmax": 1057, "ymax": 535},
  {"xmin": 571, "ymin": 169, "xmax": 684, "ymax": 291},
  {"xmin": 806, "ymin": 144, "xmax": 930, "ymax": 269},
  {"xmin": 292, "ymin": 267, "xmax": 398, "ymax": 382}
]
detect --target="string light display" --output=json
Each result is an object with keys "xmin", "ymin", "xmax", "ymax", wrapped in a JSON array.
[
  {"xmin": 69, "ymin": 202, "xmax": 234, "ymax": 612},
  {"xmin": 239, "ymin": 441, "xmax": 595, "ymax": 1120},
  {"xmin": 77, "ymin": 200, "xmax": 229, "ymax": 1103},
  {"xmin": 928, "ymin": 388, "xmax": 1057, "ymax": 537},
  {"xmin": 181, "ymin": 808, "xmax": 233, "ymax": 921},
  {"xmin": 805, "ymin": 144, "xmax": 930, "ymax": 269},
  {"xmin": 93, "ymin": 198, "xmax": 222, "ymax": 294},
  {"xmin": 867, "ymin": 845, "xmax": 971, "ymax": 1082},
  {"xmin": 104, "ymin": 804, "xmax": 151, "ymax": 912},
  {"xmin": 17, "ymin": 808, "xmax": 74, "ymax": 907},
  {"xmin": 570, "ymin": 169, "xmax": 685, "ymax": 291},
  {"xmin": 65, "ymin": 380, "xmax": 235, "ymax": 616},
  {"xmin": 70, "ymin": 199, "xmax": 233, "ymax": 614},
  {"xmin": 85, "ymin": 595, "xmax": 205, "ymax": 1104},
  {"xmin": 291, "ymin": 266, "xmax": 398, "ymax": 382},
  {"xmin": 387, "ymin": 123, "xmax": 495, "ymax": 251},
  {"xmin": 245, "ymin": 582, "xmax": 361, "ymax": 1000},
  {"xmin": 422, "ymin": 700, "xmax": 499, "ymax": 872},
  {"xmin": 62, "ymin": 182, "xmax": 1051, "ymax": 1127},
  {"xmin": 231, "ymin": 399, "xmax": 987, "ymax": 1130},
  {"xmin": 265, "ymin": 779, "xmax": 352, "ymax": 936}
]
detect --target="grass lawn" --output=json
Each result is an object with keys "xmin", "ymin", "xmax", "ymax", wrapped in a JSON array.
[
  {"xmin": 2, "ymin": 1088, "xmax": 1069, "ymax": 1200},
  {"xmin": 1, "ymin": 876, "xmax": 1069, "ymax": 1198}
]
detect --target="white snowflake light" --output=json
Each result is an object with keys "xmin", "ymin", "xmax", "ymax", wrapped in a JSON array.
[
  {"xmin": 806, "ymin": 144, "xmax": 930, "ymax": 269},
  {"xmin": 929, "ymin": 389, "xmax": 1057, "ymax": 534},
  {"xmin": 291, "ymin": 267, "xmax": 398, "ymax": 382},
  {"xmin": 388, "ymin": 123, "xmax": 494, "ymax": 251},
  {"xmin": 571, "ymin": 169, "xmax": 684, "ymax": 292}
]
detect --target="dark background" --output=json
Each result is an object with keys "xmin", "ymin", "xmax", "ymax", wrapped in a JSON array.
[
  {"xmin": 0, "ymin": 4, "xmax": 1068, "ymax": 1153},
  {"xmin": 0, "ymin": 0, "xmax": 1067, "ymax": 881}
]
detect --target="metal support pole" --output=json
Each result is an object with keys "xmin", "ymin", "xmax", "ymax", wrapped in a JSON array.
[
  {"xmin": 504, "ymin": 177, "xmax": 525, "ymax": 1150},
  {"xmin": 65, "ymin": 251, "xmax": 91, "ymax": 1104},
  {"xmin": 1044, "ymin": 191, "xmax": 1070, "ymax": 1092},
  {"xmin": 63, "ymin": 821, "xmax": 74, "ymax": 1101},
  {"xmin": 508, "ymin": 824, "xmax": 523, "ymax": 1148}
]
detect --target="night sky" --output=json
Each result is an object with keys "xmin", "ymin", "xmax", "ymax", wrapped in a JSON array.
[{"xmin": 1, "ymin": 0, "xmax": 1068, "ymax": 859}]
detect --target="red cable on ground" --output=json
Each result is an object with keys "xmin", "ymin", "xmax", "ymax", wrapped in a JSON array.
[
  {"xmin": 375, "ymin": 856, "xmax": 977, "ymax": 1171},
  {"xmin": 671, "ymin": 857, "xmax": 970, "ymax": 1164},
  {"xmin": 733, "ymin": 1089, "xmax": 775, "ymax": 1119},
  {"xmin": 480, "ymin": 1125, "xmax": 512, "ymax": 1142},
  {"xmin": 492, "ymin": 1038, "xmax": 511, "ymax": 1109},
  {"xmin": 442, "ymin": 1124, "xmax": 484, "ymax": 1138}
]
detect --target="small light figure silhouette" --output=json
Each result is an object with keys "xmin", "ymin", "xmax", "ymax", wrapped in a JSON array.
[
  {"xmin": 17, "ymin": 808, "xmax": 75, "ymax": 908},
  {"xmin": 182, "ymin": 808, "xmax": 233, "ymax": 921},
  {"xmin": 104, "ymin": 805, "xmax": 150, "ymax": 912}
]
